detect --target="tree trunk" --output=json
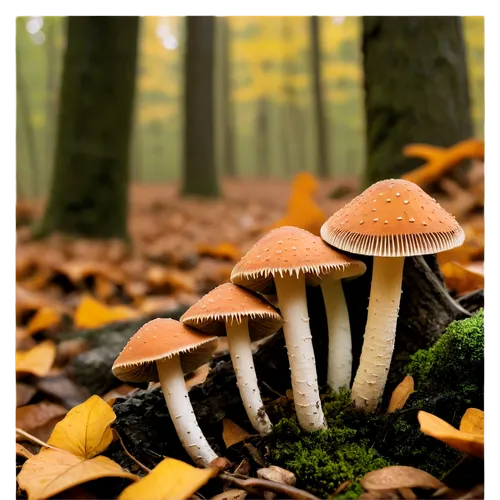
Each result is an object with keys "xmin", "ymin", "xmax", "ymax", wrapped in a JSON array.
[
  {"xmin": 38, "ymin": 16, "xmax": 139, "ymax": 239},
  {"xmin": 310, "ymin": 16, "xmax": 330, "ymax": 178},
  {"xmin": 362, "ymin": 16, "xmax": 473, "ymax": 186},
  {"xmin": 256, "ymin": 98, "xmax": 270, "ymax": 177},
  {"xmin": 181, "ymin": 16, "xmax": 220, "ymax": 197}
]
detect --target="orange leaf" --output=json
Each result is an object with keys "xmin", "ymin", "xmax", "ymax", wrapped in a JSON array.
[
  {"xmin": 16, "ymin": 402, "xmax": 68, "ymax": 443},
  {"xmin": 73, "ymin": 295, "xmax": 138, "ymax": 329},
  {"xmin": 441, "ymin": 261, "xmax": 484, "ymax": 296},
  {"xmin": 16, "ymin": 340, "xmax": 56, "ymax": 377},
  {"xmin": 27, "ymin": 307, "xmax": 61, "ymax": 335},
  {"xmin": 459, "ymin": 408, "xmax": 484, "ymax": 435},
  {"xmin": 146, "ymin": 266, "xmax": 196, "ymax": 293},
  {"xmin": 387, "ymin": 375, "xmax": 414, "ymax": 413},
  {"xmin": 222, "ymin": 419, "xmax": 252, "ymax": 448},
  {"xmin": 360, "ymin": 465, "xmax": 445, "ymax": 491},
  {"xmin": 197, "ymin": 242, "xmax": 242, "ymax": 261},
  {"xmin": 418, "ymin": 411, "xmax": 484, "ymax": 459}
]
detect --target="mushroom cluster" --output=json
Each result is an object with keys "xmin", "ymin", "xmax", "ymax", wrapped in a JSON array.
[{"xmin": 111, "ymin": 178, "xmax": 464, "ymax": 467}]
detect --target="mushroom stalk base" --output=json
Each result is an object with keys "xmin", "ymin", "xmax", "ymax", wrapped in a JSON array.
[
  {"xmin": 274, "ymin": 272, "xmax": 327, "ymax": 432},
  {"xmin": 156, "ymin": 356, "xmax": 218, "ymax": 467},
  {"xmin": 226, "ymin": 318, "xmax": 273, "ymax": 435},
  {"xmin": 351, "ymin": 256, "xmax": 405, "ymax": 412},
  {"xmin": 321, "ymin": 278, "xmax": 352, "ymax": 391}
]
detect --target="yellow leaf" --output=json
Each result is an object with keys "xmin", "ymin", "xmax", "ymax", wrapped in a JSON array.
[
  {"xmin": 74, "ymin": 295, "xmax": 138, "ymax": 329},
  {"xmin": 27, "ymin": 307, "xmax": 61, "ymax": 335},
  {"xmin": 118, "ymin": 457, "xmax": 217, "ymax": 500},
  {"xmin": 222, "ymin": 419, "xmax": 252, "ymax": 448},
  {"xmin": 418, "ymin": 411, "xmax": 484, "ymax": 459},
  {"xmin": 197, "ymin": 242, "xmax": 242, "ymax": 261},
  {"xmin": 440, "ymin": 261, "xmax": 484, "ymax": 296},
  {"xmin": 387, "ymin": 375, "xmax": 414, "ymax": 413},
  {"xmin": 48, "ymin": 395, "xmax": 116, "ymax": 459},
  {"xmin": 17, "ymin": 448, "xmax": 137, "ymax": 500},
  {"xmin": 460, "ymin": 408, "xmax": 484, "ymax": 435},
  {"xmin": 16, "ymin": 443, "xmax": 33, "ymax": 459},
  {"xmin": 16, "ymin": 340, "xmax": 56, "ymax": 377}
]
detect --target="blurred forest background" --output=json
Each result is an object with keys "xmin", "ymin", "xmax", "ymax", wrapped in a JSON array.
[{"xmin": 16, "ymin": 16, "xmax": 484, "ymax": 199}]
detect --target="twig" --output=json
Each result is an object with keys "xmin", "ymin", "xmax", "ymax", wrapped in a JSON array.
[
  {"xmin": 220, "ymin": 473, "xmax": 321, "ymax": 500},
  {"xmin": 113, "ymin": 429, "xmax": 152, "ymax": 474},
  {"xmin": 16, "ymin": 428, "xmax": 62, "ymax": 451}
]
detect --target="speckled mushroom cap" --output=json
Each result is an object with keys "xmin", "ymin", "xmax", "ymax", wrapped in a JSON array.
[
  {"xmin": 180, "ymin": 283, "xmax": 283, "ymax": 341},
  {"xmin": 112, "ymin": 318, "xmax": 219, "ymax": 383},
  {"xmin": 320, "ymin": 179, "xmax": 465, "ymax": 258},
  {"xmin": 231, "ymin": 226, "xmax": 367, "ymax": 294}
]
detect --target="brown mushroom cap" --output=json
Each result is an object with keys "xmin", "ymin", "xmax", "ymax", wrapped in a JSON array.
[
  {"xmin": 112, "ymin": 318, "xmax": 219, "ymax": 383},
  {"xmin": 231, "ymin": 226, "xmax": 366, "ymax": 294},
  {"xmin": 180, "ymin": 283, "xmax": 283, "ymax": 341},
  {"xmin": 320, "ymin": 179, "xmax": 465, "ymax": 257}
]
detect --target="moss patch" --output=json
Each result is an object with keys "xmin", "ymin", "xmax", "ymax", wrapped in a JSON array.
[{"xmin": 263, "ymin": 310, "xmax": 484, "ymax": 499}]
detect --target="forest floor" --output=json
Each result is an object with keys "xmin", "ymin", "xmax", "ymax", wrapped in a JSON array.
[{"xmin": 15, "ymin": 173, "xmax": 484, "ymax": 500}]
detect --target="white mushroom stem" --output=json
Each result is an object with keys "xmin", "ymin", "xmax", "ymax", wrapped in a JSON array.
[
  {"xmin": 320, "ymin": 278, "xmax": 352, "ymax": 391},
  {"xmin": 156, "ymin": 355, "xmax": 218, "ymax": 467},
  {"xmin": 274, "ymin": 272, "xmax": 327, "ymax": 432},
  {"xmin": 226, "ymin": 317, "xmax": 273, "ymax": 436},
  {"xmin": 351, "ymin": 256, "xmax": 405, "ymax": 412}
]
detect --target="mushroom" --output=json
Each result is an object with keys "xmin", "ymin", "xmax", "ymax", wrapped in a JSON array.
[
  {"xmin": 320, "ymin": 179, "xmax": 464, "ymax": 412},
  {"xmin": 230, "ymin": 226, "xmax": 364, "ymax": 432},
  {"xmin": 112, "ymin": 318, "xmax": 219, "ymax": 466},
  {"xmin": 180, "ymin": 282, "xmax": 283, "ymax": 435}
]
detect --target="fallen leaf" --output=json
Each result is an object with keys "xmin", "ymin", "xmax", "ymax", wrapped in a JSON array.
[
  {"xmin": 210, "ymin": 489, "xmax": 247, "ymax": 500},
  {"xmin": 16, "ymin": 340, "xmax": 57, "ymax": 377},
  {"xmin": 55, "ymin": 338, "xmax": 90, "ymax": 365},
  {"xmin": 16, "ymin": 402, "xmax": 68, "ymax": 443},
  {"xmin": 360, "ymin": 465, "xmax": 445, "ymax": 491},
  {"xmin": 118, "ymin": 457, "xmax": 217, "ymax": 500},
  {"xmin": 186, "ymin": 364, "xmax": 210, "ymax": 390},
  {"xmin": 35, "ymin": 374, "xmax": 91, "ymax": 409},
  {"xmin": 418, "ymin": 411, "xmax": 484, "ymax": 458},
  {"xmin": 459, "ymin": 408, "xmax": 484, "ymax": 435},
  {"xmin": 17, "ymin": 448, "xmax": 137, "ymax": 500},
  {"xmin": 94, "ymin": 274, "xmax": 118, "ymax": 301},
  {"xmin": 103, "ymin": 384, "xmax": 139, "ymax": 405},
  {"xmin": 197, "ymin": 242, "xmax": 242, "ymax": 261},
  {"xmin": 441, "ymin": 261, "xmax": 484, "ymax": 296},
  {"xmin": 26, "ymin": 307, "xmax": 62, "ymax": 335},
  {"xmin": 222, "ymin": 419, "xmax": 252, "ymax": 448},
  {"xmin": 17, "ymin": 382, "xmax": 37, "ymax": 407},
  {"xmin": 257, "ymin": 465, "xmax": 296, "ymax": 485},
  {"xmin": 16, "ymin": 443, "xmax": 34, "ymax": 459},
  {"xmin": 387, "ymin": 375, "xmax": 414, "ymax": 413},
  {"xmin": 48, "ymin": 395, "xmax": 116, "ymax": 459},
  {"xmin": 73, "ymin": 295, "xmax": 138, "ymax": 329},
  {"xmin": 146, "ymin": 266, "xmax": 196, "ymax": 294}
]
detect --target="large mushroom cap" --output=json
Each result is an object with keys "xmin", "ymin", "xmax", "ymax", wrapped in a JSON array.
[
  {"xmin": 112, "ymin": 318, "xmax": 219, "ymax": 383},
  {"xmin": 231, "ymin": 226, "xmax": 366, "ymax": 294},
  {"xmin": 180, "ymin": 283, "xmax": 283, "ymax": 340},
  {"xmin": 321, "ymin": 179, "xmax": 465, "ymax": 258}
]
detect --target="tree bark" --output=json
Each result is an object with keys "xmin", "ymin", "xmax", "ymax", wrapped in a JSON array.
[
  {"xmin": 310, "ymin": 16, "xmax": 330, "ymax": 178},
  {"xmin": 362, "ymin": 16, "xmax": 473, "ymax": 186},
  {"xmin": 181, "ymin": 16, "xmax": 220, "ymax": 197},
  {"xmin": 38, "ymin": 16, "xmax": 139, "ymax": 239}
]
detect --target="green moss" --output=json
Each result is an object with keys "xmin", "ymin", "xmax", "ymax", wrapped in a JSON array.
[{"xmin": 263, "ymin": 311, "xmax": 484, "ymax": 498}]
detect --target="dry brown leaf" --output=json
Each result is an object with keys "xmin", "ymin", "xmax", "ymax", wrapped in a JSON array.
[
  {"xmin": 222, "ymin": 419, "xmax": 252, "ymax": 448},
  {"xmin": 55, "ymin": 339, "xmax": 90, "ymax": 366},
  {"xmin": 26, "ymin": 306, "xmax": 62, "ymax": 335},
  {"xmin": 186, "ymin": 364, "xmax": 210, "ymax": 390},
  {"xmin": 16, "ymin": 382, "xmax": 37, "ymax": 407},
  {"xmin": 197, "ymin": 242, "xmax": 242, "ymax": 261},
  {"xmin": 16, "ymin": 443, "xmax": 34, "ymax": 460},
  {"xmin": 16, "ymin": 402, "xmax": 68, "ymax": 443},
  {"xmin": 257, "ymin": 465, "xmax": 296, "ymax": 485},
  {"xmin": 73, "ymin": 295, "xmax": 138, "ymax": 329},
  {"xmin": 459, "ymin": 408, "xmax": 484, "ymax": 435},
  {"xmin": 35, "ymin": 374, "xmax": 91, "ymax": 409},
  {"xmin": 360, "ymin": 465, "xmax": 445, "ymax": 491},
  {"xmin": 387, "ymin": 375, "xmax": 414, "ymax": 413},
  {"xmin": 118, "ymin": 457, "xmax": 217, "ymax": 500},
  {"xmin": 138, "ymin": 295, "xmax": 181, "ymax": 314},
  {"xmin": 16, "ymin": 340, "xmax": 57, "ymax": 377},
  {"xmin": 418, "ymin": 410, "xmax": 484, "ymax": 458},
  {"xmin": 94, "ymin": 274, "xmax": 118, "ymax": 301},
  {"xmin": 441, "ymin": 261, "xmax": 484, "ymax": 296},
  {"xmin": 146, "ymin": 266, "xmax": 196, "ymax": 293},
  {"xmin": 210, "ymin": 489, "xmax": 247, "ymax": 500},
  {"xmin": 103, "ymin": 384, "xmax": 139, "ymax": 405}
]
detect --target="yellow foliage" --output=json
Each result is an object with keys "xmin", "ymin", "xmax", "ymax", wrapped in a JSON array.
[
  {"xmin": 73, "ymin": 295, "xmax": 138, "ymax": 329},
  {"xmin": 17, "ymin": 396, "xmax": 138, "ymax": 500},
  {"xmin": 118, "ymin": 457, "xmax": 218, "ymax": 500},
  {"xmin": 16, "ymin": 340, "xmax": 56, "ymax": 377},
  {"xmin": 26, "ymin": 306, "xmax": 61, "ymax": 335},
  {"xmin": 387, "ymin": 375, "xmax": 414, "ymax": 414}
]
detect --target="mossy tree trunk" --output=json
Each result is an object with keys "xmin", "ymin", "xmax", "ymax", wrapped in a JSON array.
[
  {"xmin": 38, "ymin": 16, "xmax": 139, "ymax": 239},
  {"xmin": 362, "ymin": 16, "xmax": 473, "ymax": 186},
  {"xmin": 310, "ymin": 16, "xmax": 330, "ymax": 178},
  {"xmin": 181, "ymin": 16, "xmax": 220, "ymax": 197}
]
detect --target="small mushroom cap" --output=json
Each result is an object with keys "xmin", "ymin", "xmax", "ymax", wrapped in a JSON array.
[
  {"xmin": 180, "ymin": 283, "xmax": 283, "ymax": 341},
  {"xmin": 112, "ymin": 318, "xmax": 219, "ymax": 383},
  {"xmin": 320, "ymin": 179, "xmax": 465, "ymax": 258},
  {"xmin": 231, "ymin": 226, "xmax": 366, "ymax": 294}
]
